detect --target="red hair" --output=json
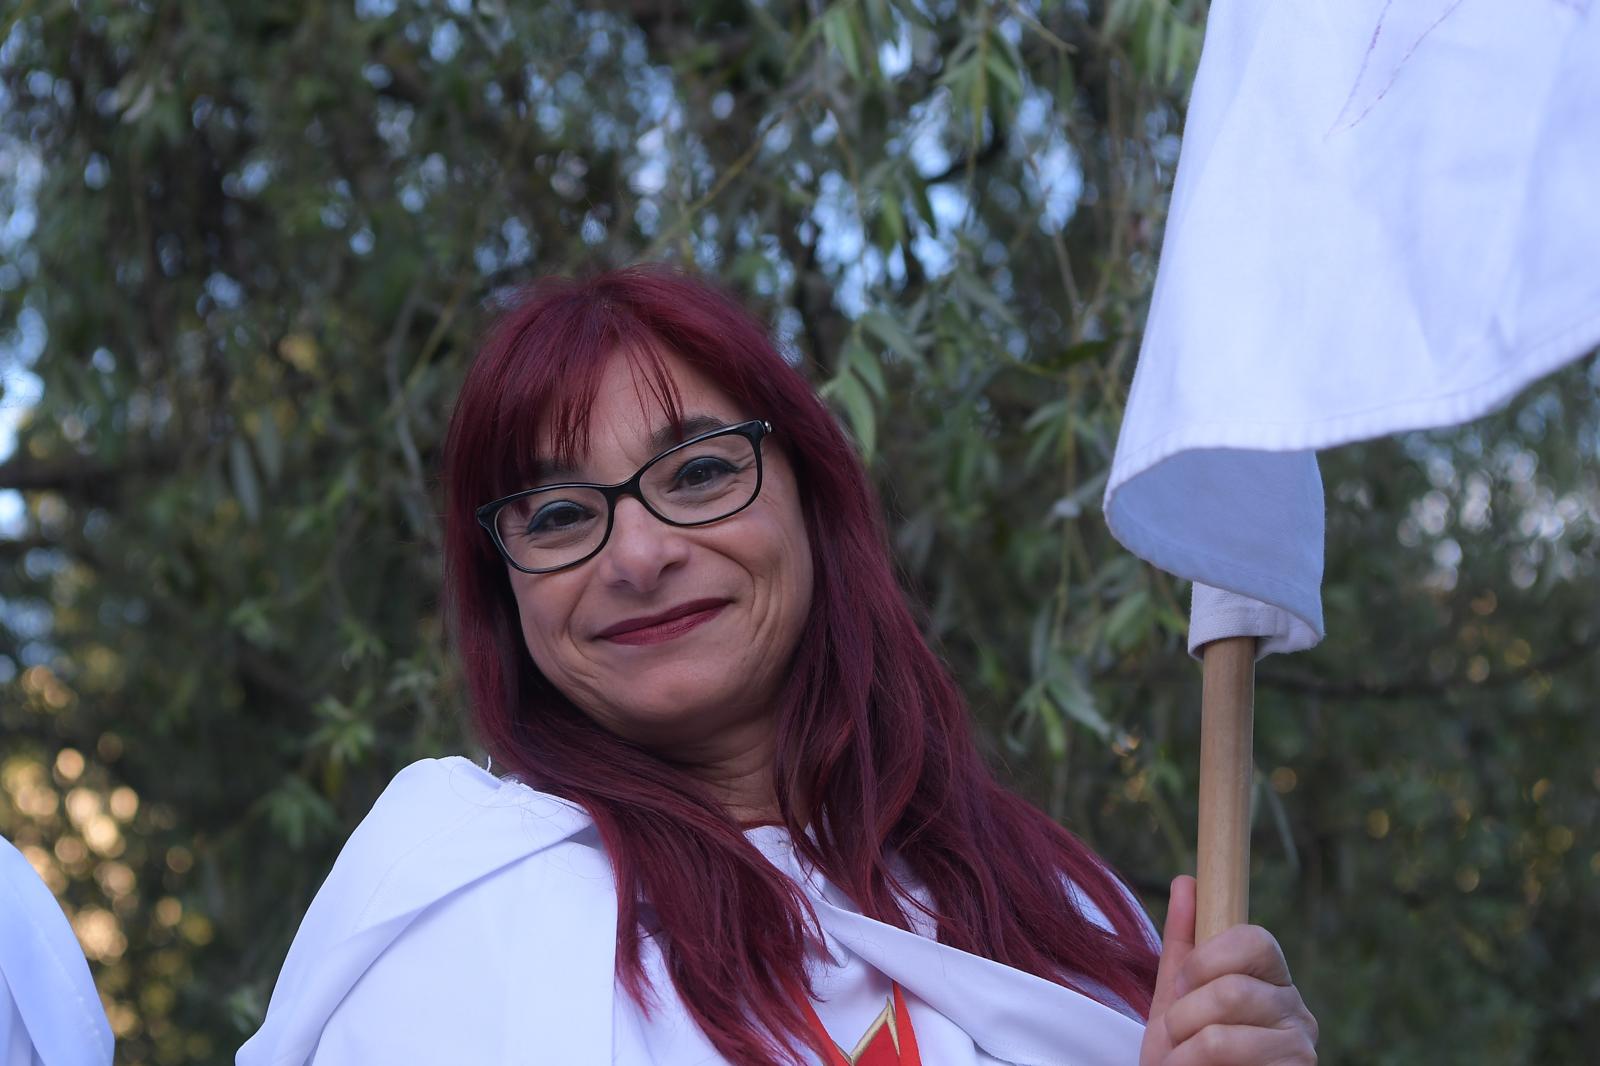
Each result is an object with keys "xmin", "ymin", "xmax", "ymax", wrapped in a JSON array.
[{"xmin": 441, "ymin": 265, "xmax": 1158, "ymax": 1064}]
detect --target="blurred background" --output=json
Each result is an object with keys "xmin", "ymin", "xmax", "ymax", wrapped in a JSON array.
[{"xmin": 0, "ymin": 1, "xmax": 1596, "ymax": 1063}]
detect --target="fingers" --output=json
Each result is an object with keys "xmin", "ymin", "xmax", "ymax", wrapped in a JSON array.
[
  {"xmin": 1164, "ymin": 874, "xmax": 1197, "ymax": 956},
  {"xmin": 1142, "ymin": 885, "xmax": 1319, "ymax": 1066},
  {"xmin": 1173, "ymin": 923, "xmax": 1292, "ymax": 999},
  {"xmin": 1147, "ymin": 875, "xmax": 1197, "ymax": 1023},
  {"xmin": 1163, "ymin": 1023, "xmax": 1317, "ymax": 1066},
  {"xmin": 1162, "ymin": 972, "xmax": 1309, "ymax": 1048}
]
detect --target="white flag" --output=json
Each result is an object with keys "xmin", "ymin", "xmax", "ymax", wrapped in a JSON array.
[{"xmin": 1105, "ymin": 0, "xmax": 1600, "ymax": 656}]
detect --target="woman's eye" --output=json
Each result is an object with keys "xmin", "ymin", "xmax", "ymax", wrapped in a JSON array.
[
  {"xmin": 527, "ymin": 501, "xmax": 593, "ymax": 534},
  {"xmin": 673, "ymin": 456, "xmax": 736, "ymax": 488}
]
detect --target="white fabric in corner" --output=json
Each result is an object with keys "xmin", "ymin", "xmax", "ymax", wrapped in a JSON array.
[{"xmin": 0, "ymin": 836, "xmax": 114, "ymax": 1066}]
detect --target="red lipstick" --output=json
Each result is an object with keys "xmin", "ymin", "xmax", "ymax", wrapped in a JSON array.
[{"xmin": 597, "ymin": 599, "xmax": 731, "ymax": 646}]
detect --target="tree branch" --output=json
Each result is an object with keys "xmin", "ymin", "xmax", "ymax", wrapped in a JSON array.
[
  {"xmin": 1257, "ymin": 630, "xmax": 1600, "ymax": 701},
  {"xmin": 0, "ymin": 449, "xmax": 182, "ymax": 494}
]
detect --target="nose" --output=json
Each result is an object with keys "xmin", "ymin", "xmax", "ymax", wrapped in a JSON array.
[{"xmin": 597, "ymin": 496, "xmax": 688, "ymax": 592}]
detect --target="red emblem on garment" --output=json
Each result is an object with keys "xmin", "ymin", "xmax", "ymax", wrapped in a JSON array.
[{"xmin": 799, "ymin": 982, "xmax": 922, "ymax": 1066}]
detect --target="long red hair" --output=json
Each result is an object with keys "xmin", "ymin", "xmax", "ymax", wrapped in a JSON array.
[{"xmin": 441, "ymin": 265, "xmax": 1158, "ymax": 1064}]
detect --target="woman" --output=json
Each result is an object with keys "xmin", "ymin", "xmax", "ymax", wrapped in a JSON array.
[{"xmin": 238, "ymin": 266, "xmax": 1316, "ymax": 1065}]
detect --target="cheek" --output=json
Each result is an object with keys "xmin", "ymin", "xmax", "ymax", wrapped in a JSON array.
[
  {"xmin": 508, "ymin": 573, "xmax": 579, "ymax": 671},
  {"xmin": 781, "ymin": 516, "xmax": 813, "ymax": 614},
  {"xmin": 757, "ymin": 486, "xmax": 813, "ymax": 629}
]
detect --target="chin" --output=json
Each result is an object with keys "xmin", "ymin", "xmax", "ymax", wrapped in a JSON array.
[{"xmin": 609, "ymin": 673, "xmax": 749, "ymax": 743}]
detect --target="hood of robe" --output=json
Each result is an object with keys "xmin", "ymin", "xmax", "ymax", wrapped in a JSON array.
[{"xmin": 237, "ymin": 757, "xmax": 1146, "ymax": 1066}]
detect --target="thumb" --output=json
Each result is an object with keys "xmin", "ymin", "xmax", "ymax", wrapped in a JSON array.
[{"xmin": 1147, "ymin": 875, "xmax": 1196, "ymax": 1023}]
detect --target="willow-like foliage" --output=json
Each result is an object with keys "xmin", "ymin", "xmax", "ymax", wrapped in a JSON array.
[{"xmin": 0, "ymin": 2, "xmax": 1595, "ymax": 1062}]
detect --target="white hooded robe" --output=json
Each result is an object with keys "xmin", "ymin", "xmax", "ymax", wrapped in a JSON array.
[{"xmin": 237, "ymin": 757, "xmax": 1153, "ymax": 1065}]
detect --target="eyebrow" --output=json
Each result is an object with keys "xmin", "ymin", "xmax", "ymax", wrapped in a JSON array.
[{"xmin": 528, "ymin": 414, "xmax": 735, "ymax": 484}]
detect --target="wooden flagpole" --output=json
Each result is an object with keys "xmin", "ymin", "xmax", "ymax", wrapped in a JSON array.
[{"xmin": 1195, "ymin": 635, "xmax": 1257, "ymax": 942}]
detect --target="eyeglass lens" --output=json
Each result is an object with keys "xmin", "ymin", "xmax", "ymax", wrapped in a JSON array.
[{"xmin": 493, "ymin": 431, "xmax": 759, "ymax": 572}]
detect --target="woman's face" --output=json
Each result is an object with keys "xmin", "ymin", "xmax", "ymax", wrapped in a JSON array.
[{"xmin": 506, "ymin": 347, "xmax": 814, "ymax": 756}]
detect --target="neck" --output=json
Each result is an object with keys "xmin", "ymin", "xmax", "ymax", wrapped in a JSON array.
[{"xmin": 663, "ymin": 715, "xmax": 782, "ymax": 825}]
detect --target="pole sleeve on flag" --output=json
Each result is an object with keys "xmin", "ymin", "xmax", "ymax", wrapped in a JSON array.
[{"xmin": 1188, "ymin": 583, "xmax": 1302, "ymax": 660}]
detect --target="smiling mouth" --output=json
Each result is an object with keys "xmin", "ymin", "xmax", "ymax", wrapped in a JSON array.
[{"xmin": 597, "ymin": 599, "xmax": 731, "ymax": 646}]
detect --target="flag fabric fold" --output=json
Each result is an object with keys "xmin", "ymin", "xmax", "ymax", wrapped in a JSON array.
[{"xmin": 1105, "ymin": 0, "xmax": 1600, "ymax": 655}]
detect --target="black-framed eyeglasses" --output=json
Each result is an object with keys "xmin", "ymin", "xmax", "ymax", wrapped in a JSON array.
[{"xmin": 476, "ymin": 418, "xmax": 773, "ymax": 575}]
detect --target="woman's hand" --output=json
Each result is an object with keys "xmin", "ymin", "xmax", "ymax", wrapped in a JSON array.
[{"xmin": 1139, "ymin": 875, "xmax": 1318, "ymax": 1066}]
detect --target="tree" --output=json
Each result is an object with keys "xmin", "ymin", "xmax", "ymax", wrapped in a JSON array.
[{"xmin": 1, "ymin": 1, "xmax": 1594, "ymax": 1061}]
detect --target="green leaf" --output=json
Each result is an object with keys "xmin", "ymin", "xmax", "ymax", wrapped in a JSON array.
[
  {"xmin": 984, "ymin": 49, "xmax": 1024, "ymax": 102},
  {"xmin": 1155, "ymin": 601, "xmax": 1190, "ymax": 637},
  {"xmin": 969, "ymin": 44, "xmax": 988, "ymax": 132},
  {"xmin": 1143, "ymin": 10, "xmax": 1164, "ymax": 78},
  {"xmin": 1104, "ymin": 0, "xmax": 1138, "ymax": 37},
  {"xmin": 876, "ymin": 185, "xmax": 904, "ymax": 249},
  {"xmin": 937, "ymin": 53, "xmax": 978, "ymax": 101},
  {"xmin": 822, "ymin": 6, "xmax": 862, "ymax": 81},
  {"xmin": 1057, "ymin": 56, "xmax": 1078, "ymax": 108},
  {"xmin": 227, "ymin": 599, "xmax": 278, "ymax": 648},
  {"xmin": 1049, "ymin": 469, "xmax": 1109, "ymax": 522},
  {"xmin": 254, "ymin": 411, "xmax": 283, "ymax": 484},
  {"xmin": 1003, "ymin": 680, "xmax": 1044, "ymax": 755},
  {"xmin": 842, "ymin": 337, "xmax": 888, "ymax": 400},
  {"xmin": 953, "ymin": 269, "xmax": 1018, "ymax": 325},
  {"xmin": 862, "ymin": 310, "xmax": 922, "ymax": 364},
  {"xmin": 1028, "ymin": 601, "xmax": 1053, "ymax": 678},
  {"xmin": 1024, "ymin": 398, "xmax": 1069, "ymax": 433},
  {"xmin": 261, "ymin": 775, "xmax": 337, "ymax": 850},
  {"xmin": 822, "ymin": 368, "xmax": 877, "ymax": 460},
  {"xmin": 862, "ymin": 0, "xmax": 893, "ymax": 36},
  {"xmin": 784, "ymin": 12, "xmax": 831, "ymax": 74},
  {"xmin": 230, "ymin": 436, "xmax": 262, "ymax": 523},
  {"xmin": 1024, "ymin": 414, "xmax": 1064, "ymax": 473},
  {"xmin": 1164, "ymin": 21, "xmax": 1190, "ymax": 84},
  {"xmin": 1045, "ymin": 668, "xmax": 1113, "ymax": 741},
  {"xmin": 1035, "ymin": 339, "xmax": 1111, "ymax": 372},
  {"xmin": 1103, "ymin": 587, "xmax": 1153, "ymax": 652},
  {"xmin": 1036, "ymin": 688, "xmax": 1068, "ymax": 757},
  {"xmin": 901, "ymin": 172, "xmax": 937, "ymax": 230}
]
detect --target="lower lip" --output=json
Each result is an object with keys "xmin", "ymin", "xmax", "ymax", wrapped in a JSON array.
[{"xmin": 601, "ymin": 604, "xmax": 728, "ymax": 646}]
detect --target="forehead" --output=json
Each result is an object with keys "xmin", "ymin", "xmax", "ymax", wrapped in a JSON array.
[
  {"xmin": 531, "ymin": 345, "xmax": 744, "ymax": 471},
  {"xmin": 576, "ymin": 347, "xmax": 736, "ymax": 433}
]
